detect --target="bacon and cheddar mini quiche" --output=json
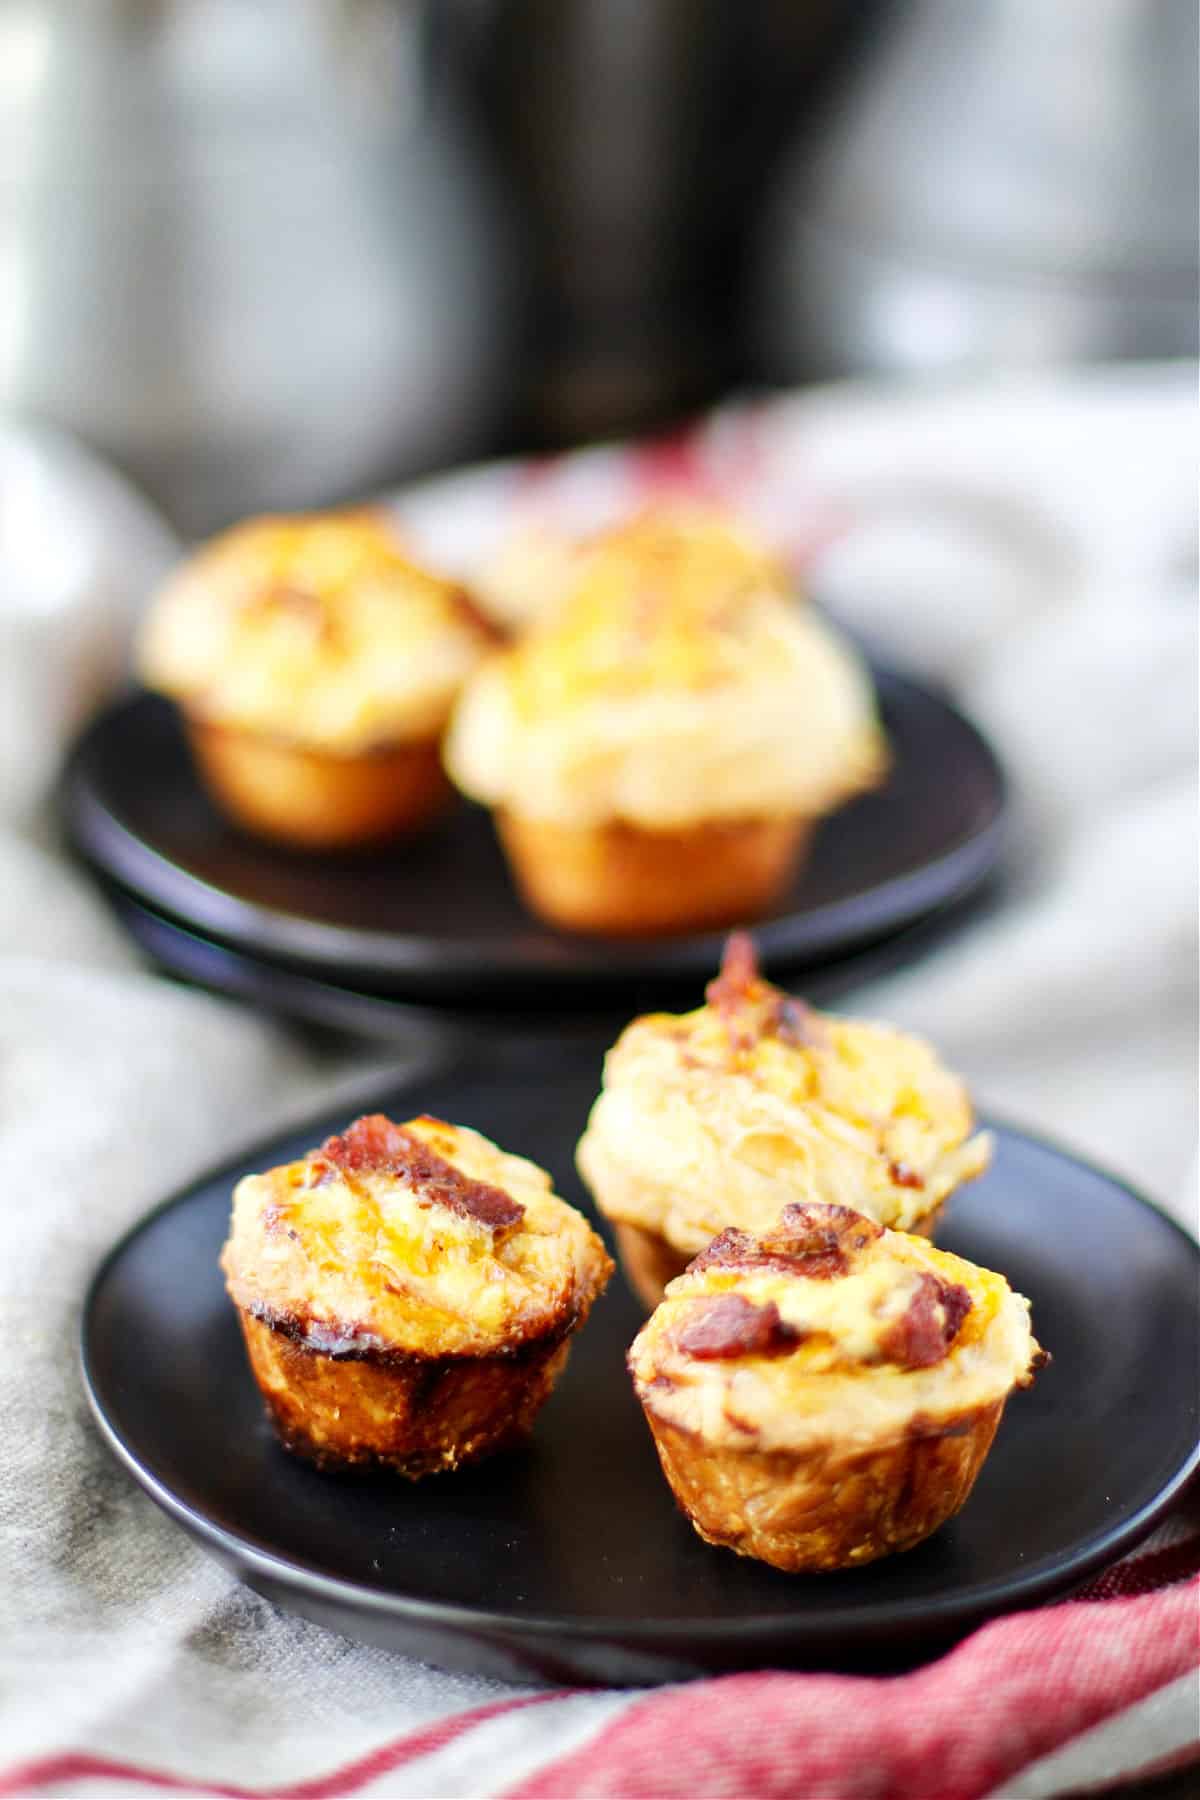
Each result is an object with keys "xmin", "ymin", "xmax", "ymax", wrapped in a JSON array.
[
  {"xmin": 138, "ymin": 510, "xmax": 496, "ymax": 849},
  {"xmin": 578, "ymin": 934, "xmax": 991, "ymax": 1308},
  {"xmin": 220, "ymin": 1113, "xmax": 612, "ymax": 1476},
  {"xmin": 628, "ymin": 1203, "xmax": 1042, "ymax": 1571},
  {"xmin": 445, "ymin": 508, "xmax": 887, "ymax": 934}
]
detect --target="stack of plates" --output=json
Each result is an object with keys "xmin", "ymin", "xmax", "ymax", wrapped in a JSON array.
[
  {"xmin": 62, "ymin": 662, "xmax": 1006, "ymax": 1041},
  {"xmin": 60, "ymin": 430, "xmax": 1012, "ymax": 1034}
]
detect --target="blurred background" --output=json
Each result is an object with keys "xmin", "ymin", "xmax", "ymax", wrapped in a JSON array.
[{"xmin": 0, "ymin": 0, "xmax": 1195, "ymax": 537}]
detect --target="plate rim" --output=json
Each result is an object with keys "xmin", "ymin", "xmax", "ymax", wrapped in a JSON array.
[
  {"xmin": 62, "ymin": 667, "xmax": 1009, "ymax": 989},
  {"xmin": 96, "ymin": 878, "xmax": 1008, "ymax": 1044},
  {"xmin": 79, "ymin": 1092, "xmax": 1200, "ymax": 1653}
]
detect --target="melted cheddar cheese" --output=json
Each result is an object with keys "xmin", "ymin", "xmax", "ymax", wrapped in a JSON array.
[
  {"xmin": 221, "ymin": 1114, "xmax": 612, "ymax": 1359},
  {"xmin": 139, "ymin": 512, "xmax": 493, "ymax": 752},
  {"xmin": 629, "ymin": 1204, "xmax": 1039, "ymax": 1454}
]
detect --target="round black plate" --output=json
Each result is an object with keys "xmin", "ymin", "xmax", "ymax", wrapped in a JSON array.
[
  {"xmin": 99, "ymin": 881, "xmax": 1006, "ymax": 1048},
  {"xmin": 82, "ymin": 1046, "xmax": 1200, "ymax": 1685},
  {"xmin": 62, "ymin": 669, "xmax": 1006, "ymax": 1004}
]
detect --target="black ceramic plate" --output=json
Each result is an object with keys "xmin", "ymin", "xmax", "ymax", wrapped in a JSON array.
[
  {"xmin": 82, "ymin": 1046, "xmax": 1200, "ymax": 1685},
  {"xmin": 99, "ymin": 880, "xmax": 1006, "ymax": 1047},
  {"xmin": 62, "ymin": 668, "xmax": 1005, "ymax": 1005}
]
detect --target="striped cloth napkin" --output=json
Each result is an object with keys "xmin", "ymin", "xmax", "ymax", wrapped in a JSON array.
[{"xmin": 4, "ymin": 1514, "xmax": 1197, "ymax": 1798}]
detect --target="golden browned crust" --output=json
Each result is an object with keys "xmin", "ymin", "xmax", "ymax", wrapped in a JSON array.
[
  {"xmin": 222, "ymin": 1113, "xmax": 613, "ymax": 1475},
  {"xmin": 238, "ymin": 1310, "xmax": 575, "ymax": 1477},
  {"xmin": 495, "ymin": 812, "xmax": 811, "ymax": 936},
  {"xmin": 643, "ymin": 1398, "xmax": 1005, "ymax": 1570},
  {"xmin": 627, "ymin": 1201, "xmax": 1040, "ymax": 1569},
  {"xmin": 186, "ymin": 717, "xmax": 452, "ymax": 849}
]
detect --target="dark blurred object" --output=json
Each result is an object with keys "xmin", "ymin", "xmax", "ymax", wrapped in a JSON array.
[
  {"xmin": 453, "ymin": 0, "xmax": 886, "ymax": 444},
  {"xmin": 752, "ymin": 0, "xmax": 1200, "ymax": 379},
  {"xmin": 0, "ymin": 0, "xmax": 517, "ymax": 537}
]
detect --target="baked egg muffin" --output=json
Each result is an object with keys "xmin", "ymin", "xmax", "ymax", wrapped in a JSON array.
[
  {"xmin": 445, "ymin": 507, "xmax": 887, "ymax": 934},
  {"xmin": 138, "ymin": 510, "xmax": 496, "ymax": 849},
  {"xmin": 629, "ymin": 1202, "xmax": 1042, "ymax": 1571},
  {"xmin": 221, "ymin": 1112, "xmax": 612, "ymax": 1476},
  {"xmin": 578, "ymin": 933, "xmax": 991, "ymax": 1307}
]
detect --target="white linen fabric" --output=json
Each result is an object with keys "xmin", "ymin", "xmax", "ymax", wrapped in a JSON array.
[{"xmin": 0, "ymin": 366, "xmax": 1194, "ymax": 1797}]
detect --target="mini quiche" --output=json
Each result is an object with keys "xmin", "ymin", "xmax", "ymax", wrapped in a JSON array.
[
  {"xmin": 578, "ymin": 934, "xmax": 991, "ymax": 1308},
  {"xmin": 221, "ymin": 1112, "xmax": 612, "ymax": 1476},
  {"xmin": 628, "ymin": 1203, "xmax": 1042, "ymax": 1571},
  {"xmin": 137, "ymin": 510, "xmax": 496, "ymax": 849},
  {"xmin": 445, "ymin": 507, "xmax": 886, "ymax": 935}
]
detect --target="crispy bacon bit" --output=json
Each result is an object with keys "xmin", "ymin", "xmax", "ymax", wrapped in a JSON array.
[
  {"xmin": 705, "ymin": 930, "xmax": 762, "ymax": 1008},
  {"xmin": 760, "ymin": 1202, "xmax": 883, "ymax": 1277},
  {"xmin": 320, "ymin": 1113, "xmax": 408, "ymax": 1171},
  {"xmin": 676, "ymin": 1294, "xmax": 801, "ymax": 1361},
  {"xmin": 704, "ymin": 933, "xmax": 822, "ymax": 1053},
  {"xmin": 880, "ymin": 1273, "xmax": 972, "ymax": 1369},
  {"xmin": 319, "ymin": 1114, "xmax": 525, "ymax": 1234},
  {"xmin": 686, "ymin": 1205, "xmax": 881, "ymax": 1282},
  {"xmin": 888, "ymin": 1160, "xmax": 925, "ymax": 1190},
  {"xmin": 704, "ymin": 932, "xmax": 763, "ymax": 1049},
  {"xmin": 764, "ymin": 1202, "xmax": 883, "ymax": 1256},
  {"xmin": 687, "ymin": 1228, "xmax": 760, "ymax": 1274},
  {"xmin": 685, "ymin": 1228, "xmax": 822, "ymax": 1282}
]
